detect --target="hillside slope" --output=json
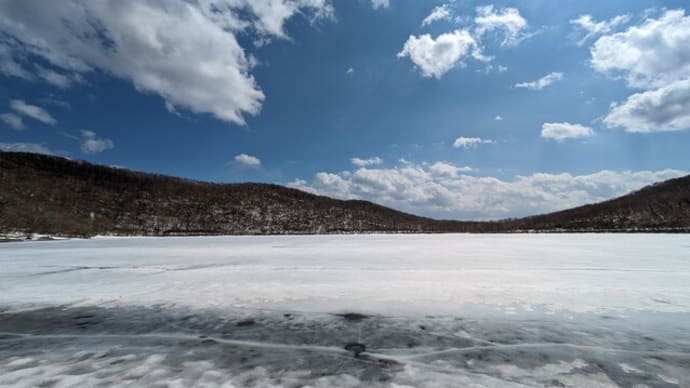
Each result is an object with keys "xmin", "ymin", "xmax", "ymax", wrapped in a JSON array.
[
  {"xmin": 507, "ymin": 175, "xmax": 690, "ymax": 232},
  {"xmin": 1, "ymin": 151, "xmax": 688, "ymax": 236},
  {"xmin": 0, "ymin": 152, "xmax": 484, "ymax": 236}
]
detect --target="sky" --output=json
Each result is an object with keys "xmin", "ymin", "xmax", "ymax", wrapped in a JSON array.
[{"xmin": 1, "ymin": 0, "xmax": 690, "ymax": 220}]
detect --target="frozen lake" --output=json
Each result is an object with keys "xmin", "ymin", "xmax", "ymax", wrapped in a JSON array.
[{"xmin": 1, "ymin": 234, "xmax": 689, "ymax": 387}]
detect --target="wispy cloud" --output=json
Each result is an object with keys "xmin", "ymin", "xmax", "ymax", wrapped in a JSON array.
[
  {"xmin": 453, "ymin": 136, "xmax": 494, "ymax": 149},
  {"xmin": 351, "ymin": 157, "xmax": 383, "ymax": 167},
  {"xmin": 570, "ymin": 14, "xmax": 630, "ymax": 46},
  {"xmin": 515, "ymin": 72, "xmax": 564, "ymax": 90},
  {"xmin": 10, "ymin": 99, "xmax": 56, "ymax": 125},
  {"xmin": 0, "ymin": 142, "xmax": 53, "ymax": 155},
  {"xmin": 0, "ymin": 112, "xmax": 24, "ymax": 130},
  {"xmin": 422, "ymin": 4, "xmax": 452, "ymax": 27}
]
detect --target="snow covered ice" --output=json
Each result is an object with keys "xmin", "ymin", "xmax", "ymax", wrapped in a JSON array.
[{"xmin": 1, "ymin": 234, "xmax": 690, "ymax": 387}]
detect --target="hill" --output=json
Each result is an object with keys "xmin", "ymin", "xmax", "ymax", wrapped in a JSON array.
[
  {"xmin": 505, "ymin": 175, "xmax": 690, "ymax": 232},
  {"xmin": 0, "ymin": 152, "xmax": 486, "ymax": 236},
  {"xmin": 1, "ymin": 151, "xmax": 688, "ymax": 236}
]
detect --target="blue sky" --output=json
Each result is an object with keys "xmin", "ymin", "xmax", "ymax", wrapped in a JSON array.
[{"xmin": 1, "ymin": 0, "xmax": 689, "ymax": 219}]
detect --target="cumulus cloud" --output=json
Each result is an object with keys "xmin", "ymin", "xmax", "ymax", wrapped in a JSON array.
[
  {"xmin": 345, "ymin": 67, "xmax": 354, "ymax": 76},
  {"xmin": 10, "ymin": 100, "xmax": 56, "ymax": 125},
  {"xmin": 603, "ymin": 79, "xmax": 690, "ymax": 133},
  {"xmin": 589, "ymin": 9, "xmax": 690, "ymax": 133},
  {"xmin": 422, "ymin": 4, "xmax": 452, "ymax": 27},
  {"xmin": 591, "ymin": 10, "xmax": 690, "ymax": 90},
  {"xmin": 0, "ymin": 112, "xmax": 24, "ymax": 130},
  {"xmin": 515, "ymin": 72, "xmax": 564, "ymax": 90},
  {"xmin": 541, "ymin": 122, "xmax": 594, "ymax": 141},
  {"xmin": 429, "ymin": 161, "xmax": 472, "ymax": 177},
  {"xmin": 495, "ymin": 115, "xmax": 503, "ymax": 121},
  {"xmin": 80, "ymin": 130, "xmax": 114, "ymax": 154},
  {"xmin": 370, "ymin": 0, "xmax": 389, "ymax": 10},
  {"xmin": 397, "ymin": 30, "xmax": 480, "ymax": 78},
  {"xmin": 290, "ymin": 160, "xmax": 686, "ymax": 219},
  {"xmin": 400, "ymin": 6, "xmax": 527, "ymax": 78},
  {"xmin": 0, "ymin": 0, "xmax": 332, "ymax": 125},
  {"xmin": 0, "ymin": 142, "xmax": 53, "ymax": 155},
  {"xmin": 570, "ymin": 14, "xmax": 630, "ymax": 46},
  {"xmin": 234, "ymin": 153, "xmax": 261, "ymax": 167},
  {"xmin": 351, "ymin": 157, "xmax": 383, "ymax": 167},
  {"xmin": 453, "ymin": 136, "xmax": 494, "ymax": 149},
  {"xmin": 474, "ymin": 5, "xmax": 528, "ymax": 47}
]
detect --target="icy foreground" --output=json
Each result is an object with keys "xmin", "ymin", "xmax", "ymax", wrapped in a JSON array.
[{"xmin": 1, "ymin": 234, "xmax": 689, "ymax": 387}]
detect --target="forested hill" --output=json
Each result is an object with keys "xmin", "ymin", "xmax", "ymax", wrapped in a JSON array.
[
  {"xmin": 1, "ymin": 151, "xmax": 688, "ymax": 236},
  {"xmin": 0, "ymin": 151, "xmax": 484, "ymax": 236}
]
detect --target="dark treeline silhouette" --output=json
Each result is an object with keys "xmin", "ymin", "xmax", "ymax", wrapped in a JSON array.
[{"xmin": 1, "ymin": 151, "xmax": 688, "ymax": 237}]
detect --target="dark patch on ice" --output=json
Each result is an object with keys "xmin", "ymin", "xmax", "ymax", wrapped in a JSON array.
[
  {"xmin": 32, "ymin": 266, "xmax": 121, "ymax": 276},
  {"xmin": 344, "ymin": 342, "xmax": 366, "ymax": 357},
  {"xmin": 335, "ymin": 312, "xmax": 370, "ymax": 322},
  {"xmin": 36, "ymin": 379, "xmax": 58, "ymax": 387},
  {"xmin": 235, "ymin": 319, "xmax": 256, "ymax": 327}
]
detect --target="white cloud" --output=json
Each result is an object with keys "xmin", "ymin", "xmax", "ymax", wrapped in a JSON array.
[
  {"xmin": 80, "ymin": 130, "xmax": 114, "ymax": 154},
  {"xmin": 370, "ymin": 0, "xmax": 389, "ymax": 10},
  {"xmin": 35, "ymin": 66, "xmax": 74, "ymax": 89},
  {"xmin": 351, "ymin": 156, "xmax": 383, "ymax": 167},
  {"xmin": 541, "ymin": 122, "xmax": 594, "ymax": 141},
  {"xmin": 570, "ymin": 14, "xmax": 630, "ymax": 46},
  {"xmin": 234, "ymin": 153, "xmax": 261, "ymax": 167},
  {"xmin": 39, "ymin": 96, "xmax": 71, "ymax": 109},
  {"xmin": 0, "ymin": 0, "xmax": 333, "ymax": 125},
  {"xmin": 422, "ymin": 4, "xmax": 452, "ymax": 27},
  {"xmin": 400, "ymin": 6, "xmax": 528, "ymax": 78},
  {"xmin": 0, "ymin": 142, "xmax": 53, "ymax": 155},
  {"xmin": 474, "ymin": 5, "xmax": 528, "ymax": 47},
  {"xmin": 0, "ymin": 41, "xmax": 33, "ymax": 80},
  {"xmin": 515, "ymin": 72, "xmax": 564, "ymax": 90},
  {"xmin": 429, "ymin": 161, "xmax": 472, "ymax": 178},
  {"xmin": 453, "ymin": 136, "xmax": 494, "ymax": 149},
  {"xmin": 0, "ymin": 112, "xmax": 24, "ymax": 130},
  {"xmin": 397, "ymin": 30, "xmax": 480, "ymax": 78},
  {"xmin": 604, "ymin": 79, "xmax": 690, "ymax": 133},
  {"xmin": 495, "ymin": 115, "xmax": 503, "ymax": 121},
  {"xmin": 345, "ymin": 67, "xmax": 354, "ymax": 76},
  {"xmin": 10, "ymin": 100, "xmax": 56, "ymax": 125},
  {"xmin": 589, "ymin": 9, "xmax": 690, "ymax": 133},
  {"xmin": 290, "ymin": 160, "xmax": 686, "ymax": 219},
  {"xmin": 591, "ymin": 10, "xmax": 690, "ymax": 90}
]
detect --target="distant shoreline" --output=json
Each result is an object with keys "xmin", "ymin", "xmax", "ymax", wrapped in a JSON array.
[{"xmin": 3, "ymin": 228, "xmax": 690, "ymax": 242}]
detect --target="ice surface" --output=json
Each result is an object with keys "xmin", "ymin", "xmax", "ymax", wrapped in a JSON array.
[
  {"xmin": 1, "ymin": 234, "xmax": 690, "ymax": 386},
  {"xmin": 2, "ymin": 234, "xmax": 690, "ymax": 313}
]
